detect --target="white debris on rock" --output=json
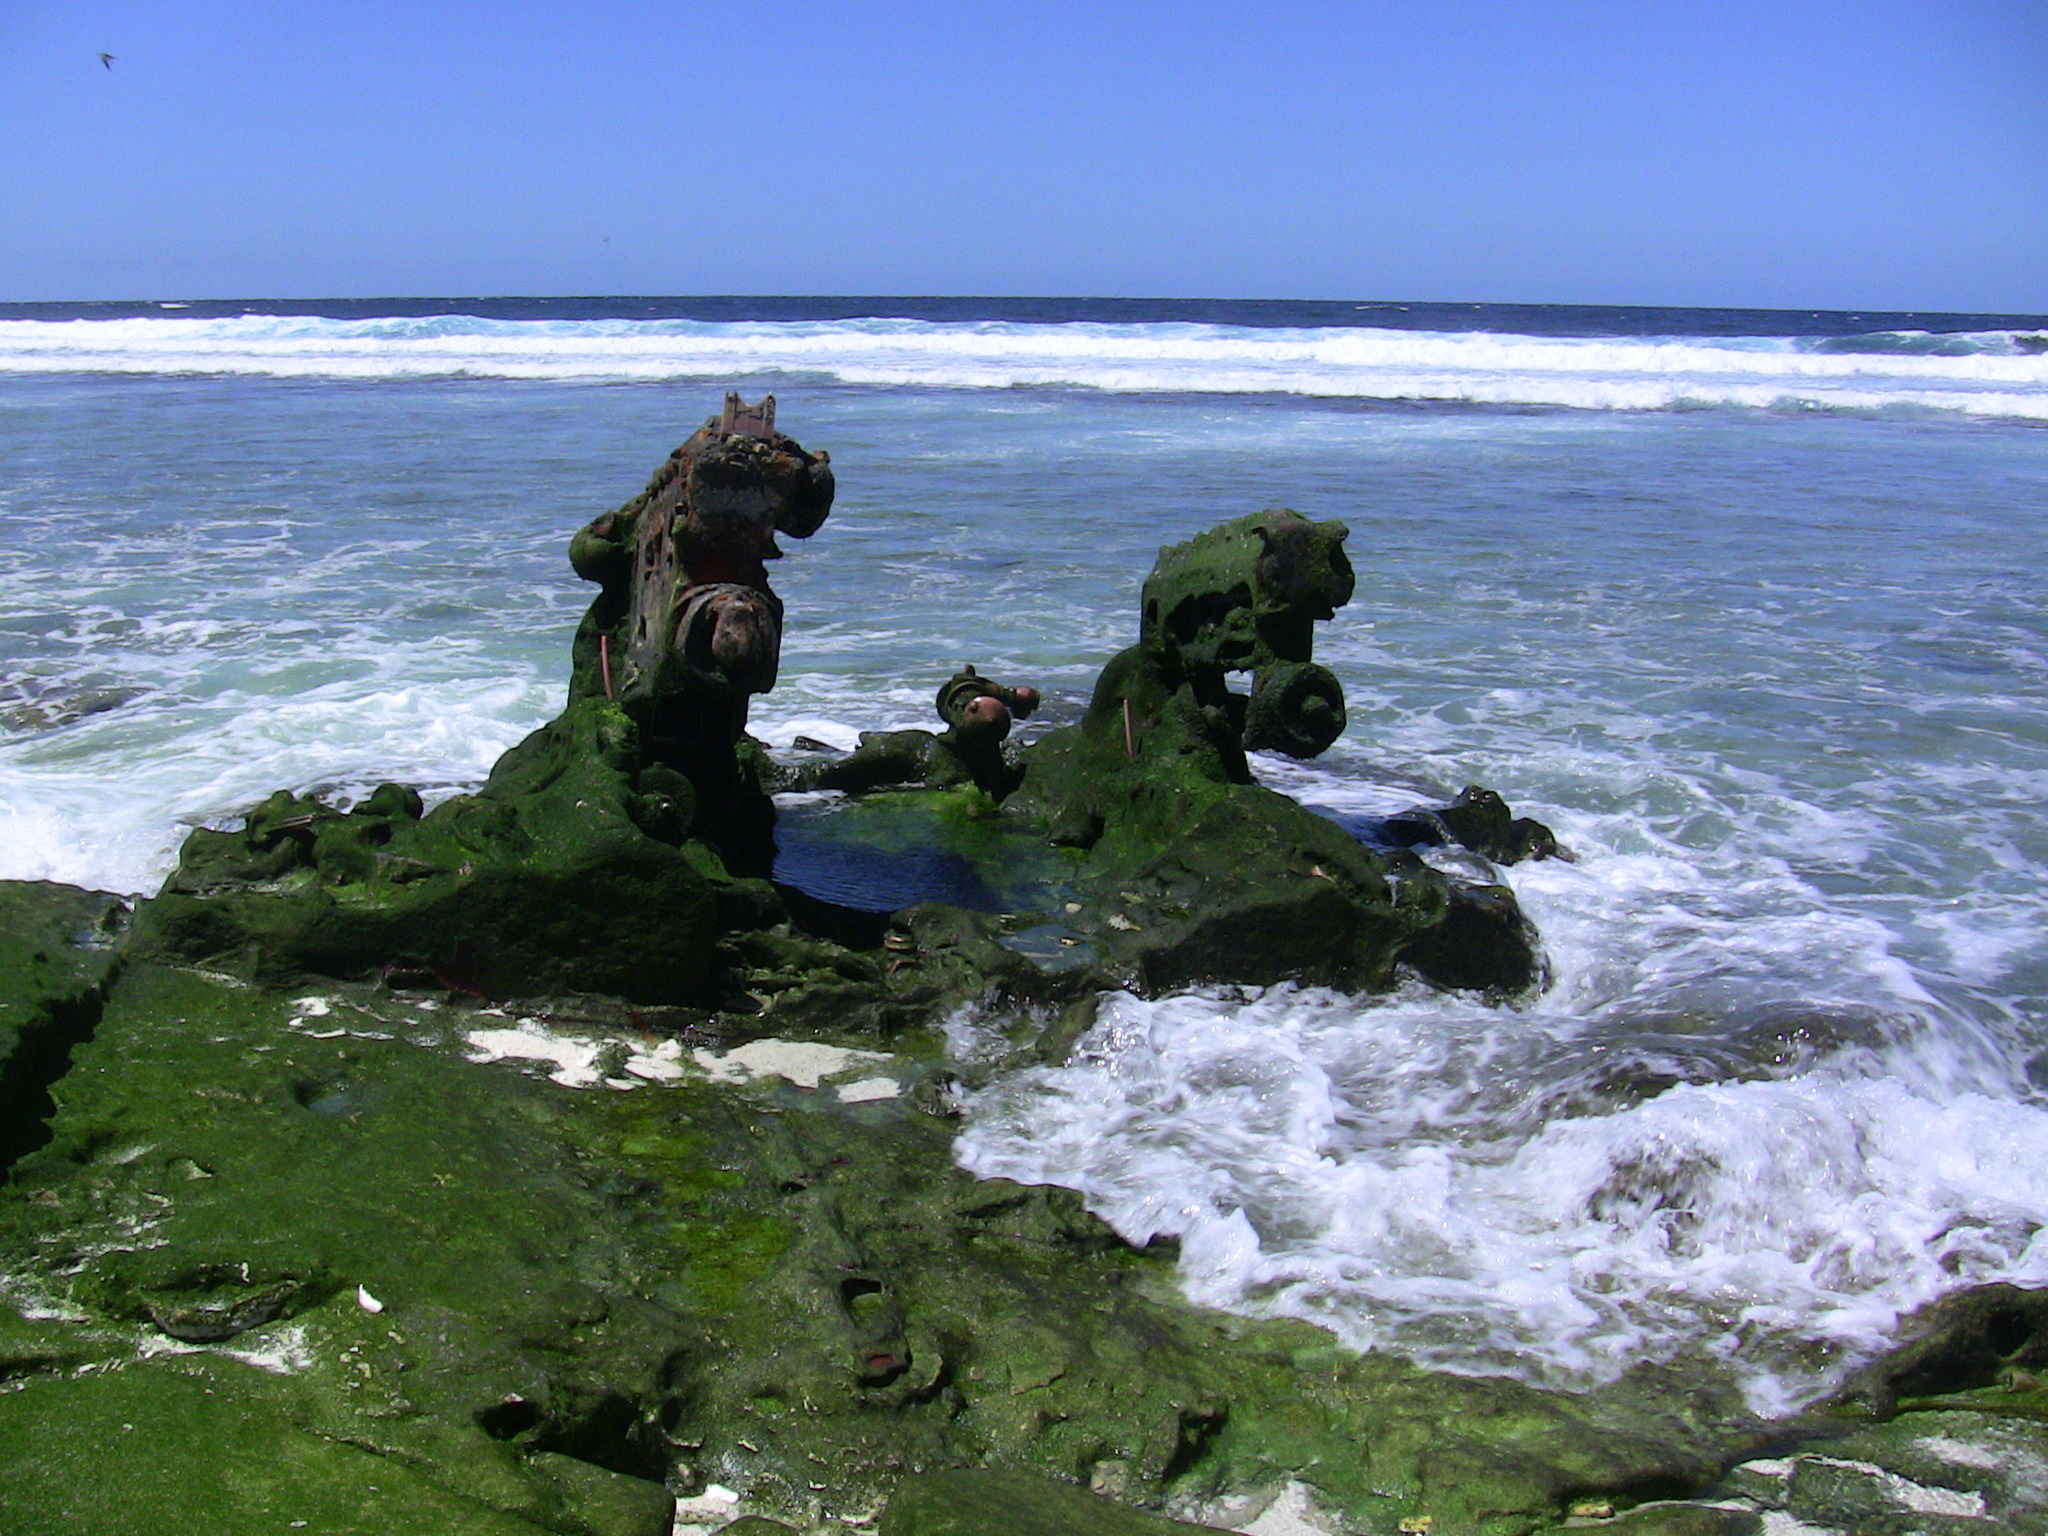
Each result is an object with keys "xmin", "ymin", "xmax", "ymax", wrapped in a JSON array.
[
  {"xmin": 137, "ymin": 1322, "xmax": 314, "ymax": 1377},
  {"xmin": 1916, "ymin": 1434, "xmax": 2006, "ymax": 1470},
  {"xmin": 464, "ymin": 1022, "xmax": 613, "ymax": 1088},
  {"xmin": 217, "ymin": 1323, "xmax": 317, "ymax": 1377},
  {"xmin": 1804, "ymin": 1455, "xmax": 1989, "ymax": 1518},
  {"xmin": 461, "ymin": 1018, "xmax": 903, "ymax": 1099},
  {"xmin": 1232, "ymin": 1481, "xmax": 1338, "ymax": 1536},
  {"xmin": 1759, "ymin": 1513, "xmax": 1839, "ymax": 1536},
  {"xmin": 286, "ymin": 994, "xmax": 393, "ymax": 1039},
  {"xmin": 835, "ymin": 1075, "xmax": 902, "ymax": 1104},
  {"xmin": 671, "ymin": 1483, "xmax": 744, "ymax": 1532},
  {"xmin": 622, "ymin": 1038, "xmax": 688, "ymax": 1082},
  {"xmin": 692, "ymin": 1038, "xmax": 894, "ymax": 1090}
]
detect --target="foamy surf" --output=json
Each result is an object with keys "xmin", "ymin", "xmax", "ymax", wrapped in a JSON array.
[
  {"xmin": 0, "ymin": 676, "xmax": 550, "ymax": 894},
  {"xmin": 956, "ymin": 737, "xmax": 2048, "ymax": 1413},
  {"xmin": 953, "ymin": 978, "xmax": 2048, "ymax": 1415},
  {"xmin": 1, "ymin": 314, "xmax": 2044, "ymax": 419}
]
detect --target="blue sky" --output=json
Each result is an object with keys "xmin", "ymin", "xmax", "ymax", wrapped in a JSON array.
[{"xmin": 2, "ymin": 0, "xmax": 2042, "ymax": 309}]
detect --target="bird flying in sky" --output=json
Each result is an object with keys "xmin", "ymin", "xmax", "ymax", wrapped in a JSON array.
[{"xmin": 99, "ymin": 53, "xmax": 115, "ymax": 70}]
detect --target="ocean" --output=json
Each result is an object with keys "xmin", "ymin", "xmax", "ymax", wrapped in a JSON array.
[{"xmin": 3, "ymin": 295, "xmax": 2046, "ymax": 1416}]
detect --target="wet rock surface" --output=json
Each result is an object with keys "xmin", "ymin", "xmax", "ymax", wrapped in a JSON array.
[
  {"xmin": 3, "ymin": 948, "xmax": 1769, "ymax": 1536},
  {"xmin": 0, "ymin": 881, "xmax": 124, "ymax": 1174},
  {"xmin": 17, "ymin": 890, "xmax": 2048, "ymax": 1535},
  {"xmin": 1003, "ymin": 510, "xmax": 1549, "ymax": 996},
  {"xmin": 876, "ymin": 1469, "xmax": 1234, "ymax": 1534}
]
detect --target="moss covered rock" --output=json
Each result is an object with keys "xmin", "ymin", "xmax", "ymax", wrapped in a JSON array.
[
  {"xmin": 877, "ymin": 1468, "xmax": 1232, "ymax": 1535},
  {"xmin": 1002, "ymin": 512, "xmax": 1547, "ymax": 998},
  {"xmin": 0, "ymin": 960, "xmax": 1769, "ymax": 1536},
  {"xmin": 0, "ymin": 880, "xmax": 124, "ymax": 1172},
  {"xmin": 128, "ymin": 699, "xmax": 780, "ymax": 1005}
]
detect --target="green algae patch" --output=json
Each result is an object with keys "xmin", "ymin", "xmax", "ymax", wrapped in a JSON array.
[
  {"xmin": 666, "ymin": 1213, "xmax": 794, "ymax": 1313},
  {"xmin": 1, "ymin": 964, "xmax": 687, "ymax": 1534},
  {"xmin": 0, "ymin": 880, "xmax": 124, "ymax": 1172},
  {"xmin": 127, "ymin": 700, "xmax": 761, "ymax": 1005},
  {"xmin": 16, "ymin": 964, "xmax": 623, "ymax": 1330},
  {"xmin": 0, "ymin": 957, "xmax": 1778, "ymax": 1535},
  {"xmin": 0, "ymin": 1359, "xmax": 571, "ymax": 1536}
]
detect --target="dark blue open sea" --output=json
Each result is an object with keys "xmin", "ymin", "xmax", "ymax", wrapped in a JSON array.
[{"xmin": 4, "ymin": 295, "xmax": 2047, "ymax": 1412}]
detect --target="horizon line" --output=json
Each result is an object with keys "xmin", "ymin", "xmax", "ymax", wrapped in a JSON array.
[{"xmin": 4, "ymin": 292, "xmax": 2047, "ymax": 325}]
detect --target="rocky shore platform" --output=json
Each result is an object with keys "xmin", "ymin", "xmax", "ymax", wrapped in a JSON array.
[{"xmin": 6, "ymin": 403, "xmax": 2047, "ymax": 1536}]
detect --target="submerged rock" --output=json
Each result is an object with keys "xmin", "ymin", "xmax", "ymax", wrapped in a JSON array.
[
  {"xmin": 779, "ymin": 665, "xmax": 1043, "ymax": 801},
  {"xmin": 1829, "ymin": 1284, "xmax": 2048, "ymax": 1418},
  {"xmin": 1380, "ymin": 785, "xmax": 1570, "ymax": 866}
]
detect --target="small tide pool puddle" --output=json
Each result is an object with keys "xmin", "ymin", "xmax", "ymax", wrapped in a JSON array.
[{"xmin": 771, "ymin": 791, "xmax": 1078, "ymax": 917}]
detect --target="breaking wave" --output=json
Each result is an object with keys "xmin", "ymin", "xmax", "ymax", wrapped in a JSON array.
[{"xmin": 2, "ymin": 314, "xmax": 2045, "ymax": 418}]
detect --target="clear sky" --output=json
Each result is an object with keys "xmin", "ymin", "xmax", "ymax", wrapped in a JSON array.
[{"xmin": 3, "ymin": 0, "xmax": 2043, "ymax": 310}]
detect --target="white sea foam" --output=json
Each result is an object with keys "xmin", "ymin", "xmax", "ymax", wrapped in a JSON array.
[
  {"xmin": 961, "ymin": 712, "xmax": 2048, "ymax": 1410},
  {"xmin": 0, "ymin": 675, "xmax": 551, "ymax": 894},
  {"xmin": 955, "ymin": 980, "xmax": 2048, "ymax": 1414},
  {"xmin": 1, "ymin": 316, "xmax": 2043, "ymax": 419}
]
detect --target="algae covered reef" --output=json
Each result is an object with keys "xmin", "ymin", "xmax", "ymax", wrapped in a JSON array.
[{"xmin": 5, "ymin": 399, "xmax": 2048, "ymax": 1536}]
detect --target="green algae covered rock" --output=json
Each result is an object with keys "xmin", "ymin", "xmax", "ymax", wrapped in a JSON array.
[
  {"xmin": 0, "ymin": 960, "xmax": 1763, "ymax": 1536},
  {"xmin": 129, "ymin": 408, "xmax": 842, "ymax": 1008},
  {"xmin": 1006, "ymin": 510, "xmax": 1544, "ymax": 996},
  {"xmin": 1828, "ymin": 1282, "xmax": 2048, "ymax": 1417},
  {"xmin": 566, "ymin": 399, "xmax": 835, "ymax": 870},
  {"xmin": 0, "ymin": 880, "xmax": 124, "ymax": 1171},
  {"xmin": 1136, "ymin": 507, "xmax": 1353, "ymax": 761},
  {"xmin": 0, "ymin": 1361, "xmax": 626, "ymax": 1536},
  {"xmin": 128, "ymin": 698, "xmax": 775, "ymax": 1005},
  {"xmin": 127, "ymin": 443, "xmax": 1554, "ymax": 1025},
  {"xmin": 1702, "ymin": 1406, "xmax": 2048, "ymax": 1535}
]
